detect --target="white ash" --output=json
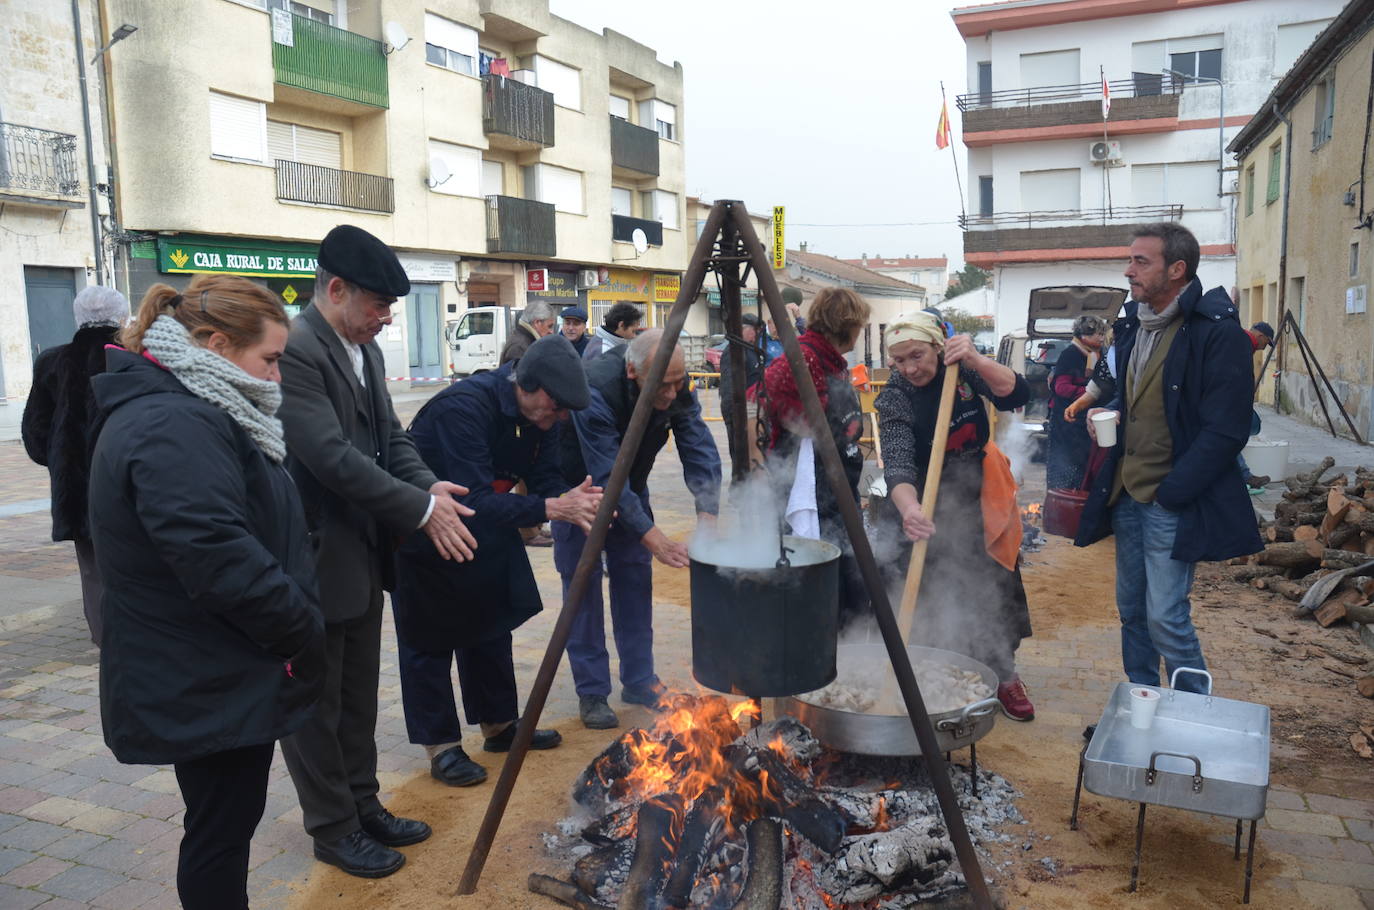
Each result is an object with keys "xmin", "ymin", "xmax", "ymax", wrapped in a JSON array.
[{"xmin": 799, "ymin": 661, "xmax": 993, "ymax": 715}]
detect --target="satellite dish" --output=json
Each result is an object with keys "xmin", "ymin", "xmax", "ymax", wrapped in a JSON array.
[
  {"xmin": 427, "ymin": 156, "xmax": 451, "ymax": 188},
  {"xmin": 383, "ymin": 21, "xmax": 410, "ymax": 53},
  {"xmin": 631, "ymin": 228, "xmax": 648, "ymax": 255}
]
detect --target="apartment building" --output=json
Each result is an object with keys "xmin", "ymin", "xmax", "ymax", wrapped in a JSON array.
[
  {"xmin": 0, "ymin": 0, "xmax": 111, "ymax": 436},
  {"xmin": 75, "ymin": 0, "xmax": 686, "ymax": 382},
  {"xmin": 951, "ymin": 0, "xmax": 1342, "ymax": 343},
  {"xmin": 1231, "ymin": 0, "xmax": 1374, "ymax": 436},
  {"xmin": 840, "ymin": 256, "xmax": 950, "ymax": 303}
]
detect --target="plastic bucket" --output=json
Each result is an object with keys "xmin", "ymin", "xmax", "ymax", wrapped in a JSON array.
[{"xmin": 1242, "ymin": 437, "xmax": 1290, "ymax": 480}]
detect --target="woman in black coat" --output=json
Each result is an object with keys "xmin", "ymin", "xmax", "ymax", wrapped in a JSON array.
[
  {"xmin": 22, "ymin": 286, "xmax": 130, "ymax": 644},
  {"xmin": 1045, "ymin": 315, "xmax": 1106, "ymax": 490},
  {"xmin": 88, "ymin": 276, "xmax": 324, "ymax": 910}
]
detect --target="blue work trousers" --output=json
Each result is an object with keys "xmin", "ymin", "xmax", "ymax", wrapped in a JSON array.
[
  {"xmin": 552, "ymin": 511, "xmax": 656, "ymax": 698},
  {"xmin": 1111, "ymin": 496, "xmax": 1209, "ymax": 693}
]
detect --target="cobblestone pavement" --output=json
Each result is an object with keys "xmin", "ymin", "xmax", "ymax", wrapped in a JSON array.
[{"xmin": 0, "ymin": 388, "xmax": 1372, "ymax": 908}]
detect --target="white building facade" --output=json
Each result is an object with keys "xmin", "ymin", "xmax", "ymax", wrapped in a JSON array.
[
  {"xmin": 841, "ymin": 256, "xmax": 950, "ymax": 303},
  {"xmin": 951, "ymin": 0, "xmax": 1341, "ymax": 342}
]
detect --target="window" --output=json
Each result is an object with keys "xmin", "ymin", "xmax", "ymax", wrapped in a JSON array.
[
  {"xmin": 639, "ymin": 99, "xmax": 676, "ymax": 140},
  {"xmin": 425, "ymin": 13, "xmax": 478, "ymax": 76},
  {"xmin": 1244, "ymin": 164, "xmax": 1255, "ymax": 216},
  {"xmin": 610, "ymin": 186, "xmax": 634, "ymax": 216},
  {"xmin": 1169, "ymin": 48, "xmax": 1222, "ymax": 82},
  {"xmin": 523, "ymin": 163, "xmax": 583, "ymax": 214},
  {"xmin": 609, "ymin": 95, "xmax": 631, "ymax": 120},
  {"xmin": 1275, "ymin": 20, "xmax": 1332, "ymax": 76},
  {"xmin": 269, "ymin": 0, "xmax": 333, "ymax": 24},
  {"xmin": 1019, "ymin": 48, "xmax": 1079, "ymax": 89},
  {"xmin": 1290, "ymin": 276, "xmax": 1306, "ymax": 330},
  {"xmin": 1132, "ymin": 161, "xmax": 1217, "ymax": 209},
  {"xmin": 481, "ymin": 159, "xmax": 503, "ymax": 197},
  {"xmin": 208, "ymin": 91, "xmax": 266, "ymax": 163},
  {"xmin": 1314, "ymin": 73, "xmax": 1336, "ymax": 147},
  {"xmin": 978, "ymin": 176, "xmax": 994, "ymax": 216},
  {"xmin": 1266, "ymin": 143, "xmax": 1282, "ymax": 203},
  {"xmin": 1352, "ymin": 242, "xmax": 1361, "ymax": 278},
  {"xmin": 266, "ymin": 121, "xmax": 341, "ymax": 168},
  {"xmin": 976, "ymin": 62, "xmax": 992, "ymax": 103},
  {"xmin": 640, "ymin": 189, "xmax": 678, "ymax": 229},
  {"xmin": 454, "ymin": 310, "xmax": 494, "ymax": 340},
  {"xmin": 427, "ymin": 139, "xmax": 482, "ymax": 197},
  {"xmin": 1019, "ymin": 168, "xmax": 1080, "ymax": 211},
  {"xmin": 533, "ymin": 56, "xmax": 581, "ymax": 110}
]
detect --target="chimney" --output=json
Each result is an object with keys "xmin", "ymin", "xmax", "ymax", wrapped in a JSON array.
[
  {"xmin": 861, "ymin": 253, "xmax": 867, "ymax": 264},
  {"xmin": 800, "ymin": 241, "xmax": 808, "ymax": 253}
]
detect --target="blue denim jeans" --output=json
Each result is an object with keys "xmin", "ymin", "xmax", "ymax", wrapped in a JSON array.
[{"xmin": 1111, "ymin": 496, "xmax": 1208, "ymax": 693}]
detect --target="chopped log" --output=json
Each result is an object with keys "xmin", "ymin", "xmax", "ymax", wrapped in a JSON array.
[
  {"xmin": 581, "ymin": 804, "xmax": 638, "ymax": 846},
  {"xmin": 1360, "ymin": 576, "xmax": 1374, "ymax": 598},
  {"xmin": 1321, "ymin": 493, "xmax": 1351, "ymax": 541},
  {"xmin": 1357, "ymin": 676, "xmax": 1374, "ymax": 699},
  {"xmin": 1314, "ymin": 598, "xmax": 1350, "ymax": 627},
  {"xmin": 660, "ymin": 788, "xmax": 722, "ymax": 910},
  {"xmin": 1330, "ymin": 524, "xmax": 1363, "ymax": 550},
  {"xmin": 573, "ymin": 844, "xmax": 629, "ymax": 898},
  {"xmin": 730, "ymin": 818, "xmax": 783, "ymax": 910},
  {"xmin": 727, "ymin": 744, "xmax": 847, "ymax": 853},
  {"xmin": 1265, "ymin": 579, "xmax": 1309, "ymax": 601},
  {"xmin": 1347, "ymin": 603, "xmax": 1374, "ymax": 625},
  {"xmin": 1274, "ymin": 503, "xmax": 1325, "ymax": 525},
  {"xmin": 529, "ymin": 874, "xmax": 615, "ymax": 910},
  {"xmin": 1294, "ymin": 525, "xmax": 1321, "ymax": 542},
  {"xmin": 1227, "ymin": 565, "xmax": 1285, "ymax": 582},
  {"xmin": 1257, "ymin": 541, "xmax": 1322, "ymax": 568},
  {"xmin": 1266, "ymin": 524, "xmax": 1294, "ymax": 543},
  {"xmin": 617, "ymin": 795, "xmax": 684, "ymax": 910},
  {"xmin": 1285, "ymin": 456, "xmax": 1335, "ymax": 494},
  {"xmin": 1363, "ymin": 533, "xmax": 1374, "ymax": 556}
]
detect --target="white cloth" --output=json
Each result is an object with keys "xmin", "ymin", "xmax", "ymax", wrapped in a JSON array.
[
  {"xmin": 333, "ymin": 328, "xmax": 365, "ymax": 387},
  {"xmin": 785, "ymin": 437, "xmax": 821, "ymax": 540}
]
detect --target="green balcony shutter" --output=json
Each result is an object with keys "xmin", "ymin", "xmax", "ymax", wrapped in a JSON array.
[{"xmin": 1266, "ymin": 144, "xmax": 1282, "ymax": 204}]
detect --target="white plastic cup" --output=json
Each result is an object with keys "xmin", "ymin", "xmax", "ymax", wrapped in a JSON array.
[
  {"xmin": 1129, "ymin": 686, "xmax": 1160, "ymax": 730},
  {"xmin": 1091, "ymin": 410, "xmax": 1120, "ymax": 448}
]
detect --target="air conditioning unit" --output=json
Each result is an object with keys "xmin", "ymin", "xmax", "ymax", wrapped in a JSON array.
[
  {"xmin": 575, "ymin": 269, "xmax": 599, "ymax": 290},
  {"xmin": 1089, "ymin": 140, "xmax": 1123, "ymax": 165}
]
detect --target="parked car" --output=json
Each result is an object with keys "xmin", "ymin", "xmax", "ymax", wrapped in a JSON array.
[{"xmin": 445, "ymin": 306, "xmax": 524, "ymax": 377}]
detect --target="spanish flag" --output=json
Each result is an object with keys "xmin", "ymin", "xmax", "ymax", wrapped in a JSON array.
[{"xmin": 935, "ymin": 100, "xmax": 951, "ymax": 150}]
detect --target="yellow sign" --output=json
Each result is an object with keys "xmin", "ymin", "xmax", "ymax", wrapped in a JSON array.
[
  {"xmin": 281, "ymin": 284, "xmax": 298, "ymax": 305},
  {"xmin": 653, "ymin": 274, "xmax": 680, "ymax": 303},
  {"xmin": 772, "ymin": 206, "xmax": 785, "ymax": 270}
]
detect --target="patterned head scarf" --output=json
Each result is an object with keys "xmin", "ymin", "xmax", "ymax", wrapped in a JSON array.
[{"xmin": 883, "ymin": 311, "xmax": 946, "ymax": 350}]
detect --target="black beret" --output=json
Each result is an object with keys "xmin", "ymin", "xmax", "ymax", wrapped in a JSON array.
[
  {"xmin": 516, "ymin": 334, "xmax": 590, "ymax": 410},
  {"xmin": 741, "ymin": 313, "xmax": 763, "ymax": 328},
  {"xmin": 318, "ymin": 225, "xmax": 410, "ymax": 297}
]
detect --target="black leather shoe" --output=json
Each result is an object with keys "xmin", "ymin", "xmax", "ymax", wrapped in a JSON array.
[
  {"xmin": 483, "ymin": 719, "xmax": 563, "ymax": 753},
  {"xmin": 360, "ymin": 807, "xmax": 431, "ymax": 847},
  {"xmin": 430, "ymin": 745, "xmax": 488, "ymax": 787},
  {"xmin": 313, "ymin": 829, "xmax": 405, "ymax": 878}
]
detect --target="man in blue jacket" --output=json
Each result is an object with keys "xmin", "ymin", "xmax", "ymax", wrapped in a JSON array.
[
  {"xmin": 1076, "ymin": 223, "xmax": 1262, "ymax": 694},
  {"xmin": 555, "ymin": 329, "xmax": 722, "ymax": 728}
]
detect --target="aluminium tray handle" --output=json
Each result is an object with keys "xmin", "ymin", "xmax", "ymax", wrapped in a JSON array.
[
  {"xmin": 1168, "ymin": 666, "xmax": 1213, "ymax": 697},
  {"xmin": 935, "ymin": 697, "xmax": 1000, "ymax": 735},
  {"xmin": 1146, "ymin": 750, "xmax": 1204, "ymax": 793}
]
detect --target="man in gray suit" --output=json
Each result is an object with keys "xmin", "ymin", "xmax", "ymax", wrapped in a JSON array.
[{"xmin": 278, "ymin": 225, "xmax": 477, "ymax": 879}]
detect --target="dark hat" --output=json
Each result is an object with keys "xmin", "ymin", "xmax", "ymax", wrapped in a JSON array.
[
  {"xmin": 1252, "ymin": 321, "xmax": 1275, "ymax": 341},
  {"xmin": 516, "ymin": 335, "xmax": 590, "ymax": 410},
  {"xmin": 318, "ymin": 225, "xmax": 410, "ymax": 297},
  {"xmin": 741, "ymin": 313, "xmax": 763, "ymax": 328},
  {"xmin": 561, "ymin": 306, "xmax": 588, "ymax": 323}
]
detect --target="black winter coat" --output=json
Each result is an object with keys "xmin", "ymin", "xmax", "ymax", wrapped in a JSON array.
[
  {"xmin": 88, "ymin": 349, "xmax": 325, "ymax": 764},
  {"xmin": 1075, "ymin": 280, "xmax": 1264, "ymax": 563},
  {"xmin": 21, "ymin": 325, "xmax": 120, "ymax": 541}
]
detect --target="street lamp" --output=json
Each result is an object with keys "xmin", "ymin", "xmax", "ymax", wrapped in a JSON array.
[
  {"xmin": 90, "ymin": 24, "xmax": 137, "ymax": 64},
  {"xmin": 1163, "ymin": 67, "xmax": 1225, "ymax": 199}
]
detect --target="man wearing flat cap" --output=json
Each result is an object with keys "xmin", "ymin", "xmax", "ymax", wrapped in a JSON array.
[
  {"xmin": 560, "ymin": 306, "xmax": 591, "ymax": 356},
  {"xmin": 391, "ymin": 335, "xmax": 603, "ymax": 786},
  {"xmin": 278, "ymin": 224, "xmax": 479, "ymax": 879}
]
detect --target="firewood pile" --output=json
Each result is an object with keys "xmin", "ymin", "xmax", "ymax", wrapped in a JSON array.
[{"xmin": 1230, "ymin": 456, "xmax": 1374, "ymax": 702}]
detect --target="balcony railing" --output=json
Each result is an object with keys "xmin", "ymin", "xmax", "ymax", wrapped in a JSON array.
[
  {"xmin": 956, "ymin": 74, "xmax": 1183, "ymax": 112},
  {"xmin": 609, "ymin": 116, "xmax": 659, "ymax": 176},
  {"xmin": 272, "ymin": 13, "xmax": 388, "ymax": 109},
  {"xmin": 486, "ymin": 195, "xmax": 556, "ymax": 257},
  {"xmin": 482, "ymin": 74, "xmax": 554, "ymax": 149},
  {"xmin": 275, "ymin": 159, "xmax": 394, "ymax": 212},
  {"xmin": 960, "ymin": 204, "xmax": 1184, "ymax": 230},
  {"xmin": 0, "ymin": 123, "xmax": 81, "ymax": 198},
  {"xmin": 612, "ymin": 214, "xmax": 664, "ymax": 247}
]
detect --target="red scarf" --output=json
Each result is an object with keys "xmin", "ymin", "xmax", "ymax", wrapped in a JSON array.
[{"xmin": 762, "ymin": 330, "xmax": 848, "ymax": 449}]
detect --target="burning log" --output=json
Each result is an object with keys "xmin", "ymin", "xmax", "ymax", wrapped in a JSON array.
[
  {"xmin": 528, "ymin": 874, "xmax": 615, "ymax": 910},
  {"xmin": 730, "ymin": 818, "xmax": 783, "ymax": 910},
  {"xmin": 617, "ymin": 794, "xmax": 685, "ymax": 910},
  {"xmin": 660, "ymin": 788, "xmax": 723, "ymax": 909},
  {"xmin": 573, "ymin": 843, "xmax": 629, "ymax": 897},
  {"xmin": 826, "ymin": 816, "xmax": 958, "ymax": 904},
  {"xmin": 727, "ymin": 743, "xmax": 847, "ymax": 853},
  {"xmin": 580, "ymin": 804, "xmax": 637, "ymax": 847}
]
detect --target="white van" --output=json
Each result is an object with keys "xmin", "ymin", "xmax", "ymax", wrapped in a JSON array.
[{"xmin": 445, "ymin": 306, "xmax": 524, "ymax": 377}]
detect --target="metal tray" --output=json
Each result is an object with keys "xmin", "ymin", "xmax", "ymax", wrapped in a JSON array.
[
  {"xmin": 776, "ymin": 644, "xmax": 999, "ymax": 757},
  {"xmin": 1083, "ymin": 679, "xmax": 1270, "ymax": 820}
]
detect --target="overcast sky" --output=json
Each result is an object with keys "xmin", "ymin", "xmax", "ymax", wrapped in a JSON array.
[{"xmin": 548, "ymin": 0, "xmax": 971, "ymax": 268}]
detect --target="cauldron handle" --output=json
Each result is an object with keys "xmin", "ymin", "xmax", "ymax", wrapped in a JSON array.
[{"xmin": 775, "ymin": 545, "xmax": 793, "ymax": 569}]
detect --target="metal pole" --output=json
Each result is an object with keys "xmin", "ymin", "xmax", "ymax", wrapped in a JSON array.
[
  {"xmin": 719, "ymin": 217, "xmax": 752, "ymax": 481},
  {"xmin": 733, "ymin": 203, "xmax": 995, "ymax": 908},
  {"xmin": 70, "ymin": 0, "xmax": 105, "ymax": 285},
  {"xmin": 1291, "ymin": 315, "xmax": 1365, "ymax": 443},
  {"xmin": 455, "ymin": 202, "xmax": 729, "ymax": 895}
]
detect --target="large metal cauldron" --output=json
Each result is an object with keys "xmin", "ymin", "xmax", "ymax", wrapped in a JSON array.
[
  {"xmin": 777, "ymin": 643, "xmax": 1000, "ymax": 756},
  {"xmin": 689, "ymin": 535, "xmax": 840, "ymax": 697}
]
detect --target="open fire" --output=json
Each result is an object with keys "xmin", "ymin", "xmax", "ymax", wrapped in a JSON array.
[{"xmin": 536, "ymin": 694, "xmax": 1022, "ymax": 909}]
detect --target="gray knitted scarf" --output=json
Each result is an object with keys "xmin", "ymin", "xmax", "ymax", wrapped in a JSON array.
[
  {"xmin": 1131, "ymin": 293, "xmax": 1183, "ymax": 386},
  {"xmin": 141, "ymin": 315, "xmax": 287, "ymax": 463}
]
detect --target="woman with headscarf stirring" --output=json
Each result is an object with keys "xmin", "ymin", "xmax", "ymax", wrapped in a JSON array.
[
  {"xmin": 1046, "ymin": 315, "xmax": 1107, "ymax": 490},
  {"xmin": 875, "ymin": 312, "xmax": 1037, "ymax": 721}
]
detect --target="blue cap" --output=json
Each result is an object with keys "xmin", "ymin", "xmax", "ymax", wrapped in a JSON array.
[
  {"xmin": 561, "ymin": 306, "xmax": 588, "ymax": 322},
  {"xmin": 1252, "ymin": 321, "xmax": 1275, "ymax": 341}
]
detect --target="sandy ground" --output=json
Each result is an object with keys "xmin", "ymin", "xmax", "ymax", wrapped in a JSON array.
[{"xmin": 287, "ymin": 531, "xmax": 1374, "ymax": 909}]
